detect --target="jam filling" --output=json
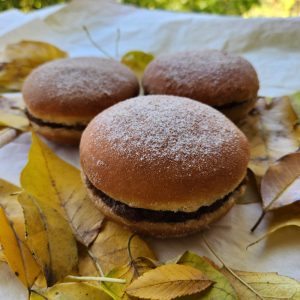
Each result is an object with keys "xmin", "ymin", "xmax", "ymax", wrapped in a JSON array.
[
  {"xmin": 26, "ymin": 110, "xmax": 86, "ymax": 131},
  {"xmin": 86, "ymin": 178, "xmax": 243, "ymax": 223}
]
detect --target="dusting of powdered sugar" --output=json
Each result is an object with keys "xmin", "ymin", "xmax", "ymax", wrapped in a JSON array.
[
  {"xmin": 25, "ymin": 57, "xmax": 137, "ymax": 106},
  {"xmin": 88, "ymin": 95, "xmax": 243, "ymax": 176},
  {"xmin": 143, "ymin": 50, "xmax": 259, "ymax": 106}
]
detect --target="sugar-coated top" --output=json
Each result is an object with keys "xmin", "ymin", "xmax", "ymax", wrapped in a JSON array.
[
  {"xmin": 80, "ymin": 95, "xmax": 250, "ymax": 212},
  {"xmin": 22, "ymin": 57, "xmax": 139, "ymax": 124},
  {"xmin": 142, "ymin": 50, "xmax": 259, "ymax": 107}
]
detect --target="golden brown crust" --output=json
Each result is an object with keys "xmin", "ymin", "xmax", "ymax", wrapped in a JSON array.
[
  {"xmin": 142, "ymin": 50, "xmax": 259, "ymax": 111},
  {"xmin": 80, "ymin": 95, "xmax": 250, "ymax": 212},
  {"xmin": 85, "ymin": 178, "xmax": 245, "ymax": 238},
  {"xmin": 31, "ymin": 122, "xmax": 82, "ymax": 145},
  {"xmin": 22, "ymin": 57, "xmax": 140, "ymax": 124}
]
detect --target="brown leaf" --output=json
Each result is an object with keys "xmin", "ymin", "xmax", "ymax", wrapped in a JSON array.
[
  {"xmin": 0, "ymin": 40, "xmax": 67, "ymax": 92},
  {"xmin": 126, "ymin": 263, "xmax": 212, "ymax": 300},
  {"xmin": 240, "ymin": 97, "xmax": 300, "ymax": 178},
  {"xmin": 261, "ymin": 151, "xmax": 300, "ymax": 210},
  {"xmin": 221, "ymin": 268, "xmax": 300, "ymax": 299},
  {"xmin": 89, "ymin": 221, "xmax": 156, "ymax": 274},
  {"xmin": 249, "ymin": 203, "xmax": 300, "ymax": 247}
]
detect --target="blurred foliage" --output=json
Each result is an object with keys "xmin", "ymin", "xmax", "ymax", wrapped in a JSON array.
[
  {"xmin": 0, "ymin": 0, "xmax": 299, "ymax": 16},
  {"xmin": 0, "ymin": 0, "xmax": 66, "ymax": 11},
  {"xmin": 122, "ymin": 0, "xmax": 260, "ymax": 15}
]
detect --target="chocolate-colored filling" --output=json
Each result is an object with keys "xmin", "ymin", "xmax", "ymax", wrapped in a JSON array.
[
  {"xmin": 213, "ymin": 100, "xmax": 249, "ymax": 110},
  {"xmin": 86, "ymin": 178, "xmax": 242, "ymax": 223},
  {"xmin": 25, "ymin": 110, "xmax": 86, "ymax": 131}
]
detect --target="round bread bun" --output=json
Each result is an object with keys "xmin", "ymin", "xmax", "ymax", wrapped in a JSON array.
[
  {"xmin": 142, "ymin": 50, "xmax": 259, "ymax": 122},
  {"xmin": 22, "ymin": 57, "xmax": 140, "ymax": 144},
  {"xmin": 80, "ymin": 95, "xmax": 250, "ymax": 237}
]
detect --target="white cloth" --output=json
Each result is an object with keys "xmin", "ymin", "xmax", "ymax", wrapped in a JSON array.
[{"xmin": 0, "ymin": 1, "xmax": 299, "ymax": 298}]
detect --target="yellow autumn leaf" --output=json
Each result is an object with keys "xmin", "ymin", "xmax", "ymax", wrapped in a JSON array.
[
  {"xmin": 101, "ymin": 257, "xmax": 159, "ymax": 300},
  {"xmin": 89, "ymin": 221, "xmax": 156, "ymax": 274},
  {"xmin": 21, "ymin": 131, "xmax": 104, "ymax": 247},
  {"xmin": 125, "ymin": 263, "xmax": 212, "ymax": 300},
  {"xmin": 0, "ymin": 40, "xmax": 67, "ymax": 92},
  {"xmin": 176, "ymin": 251, "xmax": 238, "ymax": 300},
  {"xmin": 240, "ymin": 97, "xmax": 300, "ymax": 178},
  {"xmin": 20, "ymin": 133, "xmax": 79, "ymax": 285},
  {"xmin": 0, "ymin": 95, "xmax": 28, "ymax": 131},
  {"xmin": 249, "ymin": 203, "xmax": 300, "ymax": 247},
  {"xmin": 18, "ymin": 200, "xmax": 77, "ymax": 286},
  {"xmin": 30, "ymin": 282, "xmax": 111, "ymax": 300},
  {"xmin": 0, "ymin": 246, "xmax": 5, "ymax": 262},
  {"xmin": 0, "ymin": 207, "xmax": 40, "ymax": 287},
  {"xmin": 0, "ymin": 178, "xmax": 24, "ymax": 238},
  {"xmin": 121, "ymin": 50, "xmax": 154, "ymax": 78},
  {"xmin": 221, "ymin": 268, "xmax": 300, "ymax": 299}
]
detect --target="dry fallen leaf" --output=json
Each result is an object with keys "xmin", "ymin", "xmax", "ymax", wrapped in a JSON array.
[
  {"xmin": 0, "ymin": 178, "xmax": 24, "ymax": 238},
  {"xmin": 261, "ymin": 151, "xmax": 300, "ymax": 210},
  {"xmin": 18, "ymin": 192, "xmax": 72, "ymax": 286},
  {"xmin": 0, "ymin": 95, "xmax": 28, "ymax": 131},
  {"xmin": 0, "ymin": 246, "xmax": 5, "ymax": 262},
  {"xmin": 0, "ymin": 207, "xmax": 40, "ymax": 287},
  {"xmin": 240, "ymin": 97, "xmax": 300, "ymax": 178},
  {"xmin": 176, "ymin": 251, "xmax": 238, "ymax": 300},
  {"xmin": 89, "ymin": 221, "xmax": 156, "ymax": 275},
  {"xmin": 126, "ymin": 263, "xmax": 212, "ymax": 300},
  {"xmin": 221, "ymin": 268, "xmax": 300, "ymax": 299},
  {"xmin": 121, "ymin": 50, "xmax": 154, "ymax": 78},
  {"xmin": 0, "ymin": 179, "xmax": 41, "ymax": 286},
  {"xmin": 30, "ymin": 282, "xmax": 111, "ymax": 300},
  {"xmin": 101, "ymin": 257, "xmax": 159, "ymax": 300},
  {"xmin": 249, "ymin": 203, "xmax": 300, "ymax": 247},
  {"xmin": 20, "ymin": 133, "xmax": 78, "ymax": 285},
  {"xmin": 0, "ymin": 40, "xmax": 67, "ymax": 92},
  {"xmin": 21, "ymin": 131, "xmax": 104, "ymax": 247},
  {"xmin": 251, "ymin": 151, "xmax": 300, "ymax": 231}
]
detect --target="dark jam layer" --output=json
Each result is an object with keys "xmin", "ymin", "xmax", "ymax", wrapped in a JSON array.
[
  {"xmin": 86, "ymin": 178, "xmax": 242, "ymax": 223},
  {"xmin": 26, "ymin": 110, "xmax": 86, "ymax": 131},
  {"xmin": 213, "ymin": 100, "xmax": 249, "ymax": 110}
]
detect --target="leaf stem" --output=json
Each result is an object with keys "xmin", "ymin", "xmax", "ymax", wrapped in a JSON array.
[
  {"xmin": 67, "ymin": 275, "xmax": 126, "ymax": 283},
  {"xmin": 82, "ymin": 25, "xmax": 113, "ymax": 59},
  {"xmin": 251, "ymin": 210, "xmax": 266, "ymax": 232},
  {"xmin": 127, "ymin": 233, "xmax": 140, "ymax": 277},
  {"xmin": 202, "ymin": 235, "xmax": 265, "ymax": 300},
  {"xmin": 87, "ymin": 249, "xmax": 104, "ymax": 277}
]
